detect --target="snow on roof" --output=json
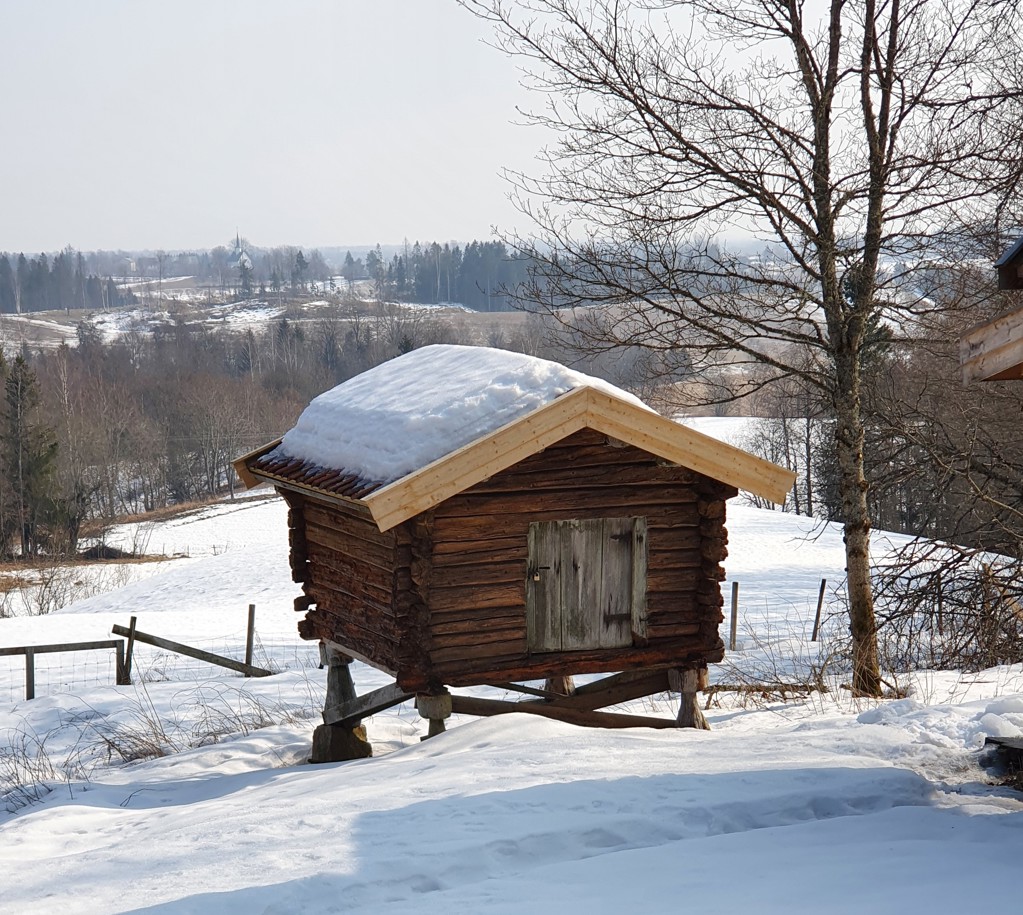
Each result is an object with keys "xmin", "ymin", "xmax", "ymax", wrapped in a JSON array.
[{"xmin": 277, "ymin": 344, "xmax": 650, "ymax": 484}]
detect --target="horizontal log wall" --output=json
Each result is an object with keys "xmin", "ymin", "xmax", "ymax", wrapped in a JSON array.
[
  {"xmin": 427, "ymin": 429, "xmax": 731, "ymax": 687},
  {"xmin": 288, "ymin": 494, "xmax": 407, "ymax": 674}
]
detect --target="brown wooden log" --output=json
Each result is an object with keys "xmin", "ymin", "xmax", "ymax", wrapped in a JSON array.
[
  {"xmin": 449, "ymin": 694, "xmax": 678, "ymax": 729},
  {"xmin": 467, "ymin": 463, "xmax": 701, "ymax": 493},
  {"xmin": 428, "ymin": 624, "xmax": 527, "ymax": 649},
  {"xmin": 304, "ymin": 520, "xmax": 396, "ymax": 571},
  {"xmin": 437, "ymin": 488, "xmax": 701, "ymax": 519},
  {"xmin": 432, "ymin": 505, "xmax": 699, "ymax": 541},
  {"xmin": 428, "ymin": 604, "xmax": 526, "ymax": 626},
  {"xmin": 323, "ymin": 681, "xmax": 412, "ymax": 727},
  {"xmin": 429, "ymin": 581, "xmax": 526, "ymax": 613},
  {"xmin": 430, "ymin": 636, "xmax": 529, "ymax": 665},
  {"xmin": 430, "ymin": 559, "xmax": 527, "ymax": 589},
  {"xmin": 537, "ymin": 669, "xmax": 671, "ymax": 710},
  {"xmin": 430, "ymin": 614, "xmax": 525, "ymax": 637},
  {"xmin": 431, "ymin": 639, "xmax": 722, "ymax": 687},
  {"xmin": 431, "ymin": 535, "xmax": 526, "ymax": 558}
]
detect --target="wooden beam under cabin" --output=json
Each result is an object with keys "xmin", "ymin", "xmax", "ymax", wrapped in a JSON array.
[
  {"xmin": 322, "ymin": 681, "xmax": 413, "ymax": 727},
  {"xmin": 448, "ymin": 693, "xmax": 680, "ymax": 729}
]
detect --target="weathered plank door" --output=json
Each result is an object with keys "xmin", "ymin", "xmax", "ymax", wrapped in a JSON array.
[{"xmin": 526, "ymin": 517, "xmax": 647, "ymax": 652}]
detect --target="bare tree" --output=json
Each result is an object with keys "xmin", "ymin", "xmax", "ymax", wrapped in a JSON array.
[{"xmin": 461, "ymin": 0, "xmax": 1023, "ymax": 695}]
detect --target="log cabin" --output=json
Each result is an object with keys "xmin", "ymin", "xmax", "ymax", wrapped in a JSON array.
[{"xmin": 234, "ymin": 345, "xmax": 795, "ymax": 761}]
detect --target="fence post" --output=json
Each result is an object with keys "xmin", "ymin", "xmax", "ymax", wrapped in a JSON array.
[
  {"xmin": 123, "ymin": 615, "xmax": 138, "ymax": 685},
  {"xmin": 115, "ymin": 640, "xmax": 127, "ymax": 685},
  {"xmin": 245, "ymin": 604, "xmax": 256, "ymax": 676},
  {"xmin": 25, "ymin": 648, "xmax": 35, "ymax": 701},
  {"xmin": 811, "ymin": 578, "xmax": 827, "ymax": 642},
  {"xmin": 729, "ymin": 581, "xmax": 739, "ymax": 651}
]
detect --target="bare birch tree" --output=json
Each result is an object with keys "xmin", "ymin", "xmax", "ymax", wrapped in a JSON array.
[{"xmin": 461, "ymin": 0, "xmax": 1023, "ymax": 695}]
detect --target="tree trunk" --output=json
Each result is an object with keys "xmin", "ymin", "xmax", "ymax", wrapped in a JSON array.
[{"xmin": 833, "ymin": 372, "xmax": 882, "ymax": 697}]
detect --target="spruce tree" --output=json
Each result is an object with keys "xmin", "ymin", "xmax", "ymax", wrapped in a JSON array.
[{"xmin": 3, "ymin": 356, "xmax": 58, "ymax": 557}]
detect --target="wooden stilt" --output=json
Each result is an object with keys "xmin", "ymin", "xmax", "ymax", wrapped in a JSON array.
[
  {"xmin": 310, "ymin": 642, "xmax": 374, "ymax": 763},
  {"xmin": 671, "ymin": 667, "xmax": 710, "ymax": 730},
  {"xmin": 417, "ymin": 690, "xmax": 452, "ymax": 741},
  {"xmin": 544, "ymin": 675, "xmax": 576, "ymax": 698}
]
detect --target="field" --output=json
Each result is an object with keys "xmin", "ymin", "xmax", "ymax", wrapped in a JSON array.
[{"xmin": 2, "ymin": 491, "xmax": 1021, "ymax": 913}]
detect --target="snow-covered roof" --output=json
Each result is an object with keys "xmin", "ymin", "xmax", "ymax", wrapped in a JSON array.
[
  {"xmin": 236, "ymin": 344, "xmax": 796, "ymax": 530},
  {"xmin": 277, "ymin": 344, "xmax": 649, "ymax": 485}
]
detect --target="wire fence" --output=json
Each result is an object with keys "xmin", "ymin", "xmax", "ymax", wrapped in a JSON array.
[{"xmin": 0, "ymin": 631, "xmax": 322, "ymax": 706}]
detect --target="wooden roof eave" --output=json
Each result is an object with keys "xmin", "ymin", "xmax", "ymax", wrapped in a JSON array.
[
  {"xmin": 233, "ymin": 439, "xmax": 283, "ymax": 489},
  {"xmin": 960, "ymin": 304, "xmax": 1023, "ymax": 382},
  {"xmin": 363, "ymin": 386, "xmax": 796, "ymax": 532},
  {"xmin": 583, "ymin": 388, "xmax": 796, "ymax": 504},
  {"xmin": 246, "ymin": 467, "xmax": 378, "ymax": 518}
]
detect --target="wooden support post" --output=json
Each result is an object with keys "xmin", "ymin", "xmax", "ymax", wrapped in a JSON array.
[
  {"xmin": 311, "ymin": 642, "xmax": 372, "ymax": 763},
  {"xmin": 122, "ymin": 615, "xmax": 138, "ymax": 685},
  {"xmin": 417, "ymin": 690, "xmax": 452, "ymax": 740},
  {"xmin": 729, "ymin": 581, "xmax": 739, "ymax": 651},
  {"xmin": 543, "ymin": 675, "xmax": 576, "ymax": 698},
  {"xmin": 244, "ymin": 604, "xmax": 256, "ymax": 675},
  {"xmin": 811, "ymin": 578, "xmax": 827, "ymax": 642},
  {"xmin": 25, "ymin": 648, "xmax": 35, "ymax": 701},
  {"xmin": 671, "ymin": 667, "xmax": 710, "ymax": 730}
]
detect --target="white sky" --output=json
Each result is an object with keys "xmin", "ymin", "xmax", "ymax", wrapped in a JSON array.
[{"xmin": 0, "ymin": 1, "xmax": 540, "ymax": 253}]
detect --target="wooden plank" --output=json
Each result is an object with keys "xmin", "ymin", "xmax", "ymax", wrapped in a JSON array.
[
  {"xmin": 961, "ymin": 304, "xmax": 1023, "ymax": 382},
  {"xmin": 584, "ymin": 388, "xmax": 795, "ymax": 504},
  {"xmin": 430, "ymin": 559, "xmax": 526, "ymax": 589},
  {"xmin": 562, "ymin": 519, "xmax": 603, "ymax": 650},
  {"xmin": 428, "ymin": 623, "xmax": 526, "ymax": 648},
  {"xmin": 322, "ymin": 682, "xmax": 413, "ymax": 727},
  {"xmin": 430, "ymin": 604, "xmax": 525, "ymax": 626},
  {"xmin": 232, "ymin": 438, "xmax": 281, "ymax": 489},
  {"xmin": 24, "ymin": 648, "xmax": 35, "ymax": 701},
  {"xmin": 430, "ymin": 581, "xmax": 525, "ymax": 613},
  {"xmin": 432, "ymin": 535, "xmax": 525, "ymax": 558},
  {"xmin": 430, "ymin": 610, "xmax": 524, "ymax": 633},
  {"xmin": 364, "ymin": 387, "xmax": 793, "ymax": 531},
  {"xmin": 432, "ymin": 504, "xmax": 698, "ymax": 542},
  {"xmin": 0, "ymin": 639, "xmax": 126, "ymax": 657},
  {"xmin": 536, "ymin": 668, "xmax": 671, "ymax": 710},
  {"xmin": 438, "ymin": 487, "xmax": 700, "ymax": 519},
  {"xmin": 430, "ymin": 636, "xmax": 529, "ymax": 665},
  {"xmin": 111, "ymin": 625, "xmax": 272, "ymax": 677},
  {"xmin": 631, "ymin": 518, "xmax": 649, "ymax": 642},
  {"xmin": 304, "ymin": 522, "xmax": 396, "ymax": 572},
  {"xmin": 599, "ymin": 517, "xmax": 634, "ymax": 649},
  {"xmin": 449, "ymin": 694, "xmax": 678, "ymax": 729},
  {"xmin": 304, "ymin": 603, "xmax": 400, "ymax": 646},
  {"xmin": 365, "ymin": 388, "xmax": 592, "ymax": 531}
]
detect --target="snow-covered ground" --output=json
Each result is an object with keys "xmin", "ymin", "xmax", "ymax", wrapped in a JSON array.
[{"xmin": 2, "ymin": 493, "xmax": 1022, "ymax": 913}]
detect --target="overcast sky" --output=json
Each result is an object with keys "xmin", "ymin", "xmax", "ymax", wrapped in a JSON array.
[{"xmin": 0, "ymin": 1, "xmax": 540, "ymax": 253}]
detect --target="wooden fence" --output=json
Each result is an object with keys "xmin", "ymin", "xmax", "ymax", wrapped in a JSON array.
[
  {"xmin": 3, "ymin": 605, "xmax": 270, "ymax": 702},
  {"xmin": 0, "ymin": 639, "xmax": 128, "ymax": 700}
]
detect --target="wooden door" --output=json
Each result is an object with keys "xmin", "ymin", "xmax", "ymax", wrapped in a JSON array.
[{"xmin": 526, "ymin": 517, "xmax": 647, "ymax": 652}]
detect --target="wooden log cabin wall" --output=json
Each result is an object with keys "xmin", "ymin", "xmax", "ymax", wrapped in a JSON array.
[{"xmin": 235, "ymin": 346, "xmax": 795, "ymax": 762}]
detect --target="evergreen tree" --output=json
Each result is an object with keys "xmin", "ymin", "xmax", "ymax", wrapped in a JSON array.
[
  {"xmin": 239, "ymin": 260, "xmax": 254, "ymax": 297},
  {"xmin": 0, "ymin": 255, "xmax": 14, "ymax": 313},
  {"xmin": 3, "ymin": 356, "xmax": 58, "ymax": 557},
  {"xmin": 291, "ymin": 250, "xmax": 308, "ymax": 291}
]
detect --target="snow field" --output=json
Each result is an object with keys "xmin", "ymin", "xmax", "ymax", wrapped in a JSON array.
[{"xmin": 1, "ymin": 492, "xmax": 1022, "ymax": 913}]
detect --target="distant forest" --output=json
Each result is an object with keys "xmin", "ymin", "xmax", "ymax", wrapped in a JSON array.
[{"xmin": 0, "ymin": 239, "xmax": 531, "ymax": 314}]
